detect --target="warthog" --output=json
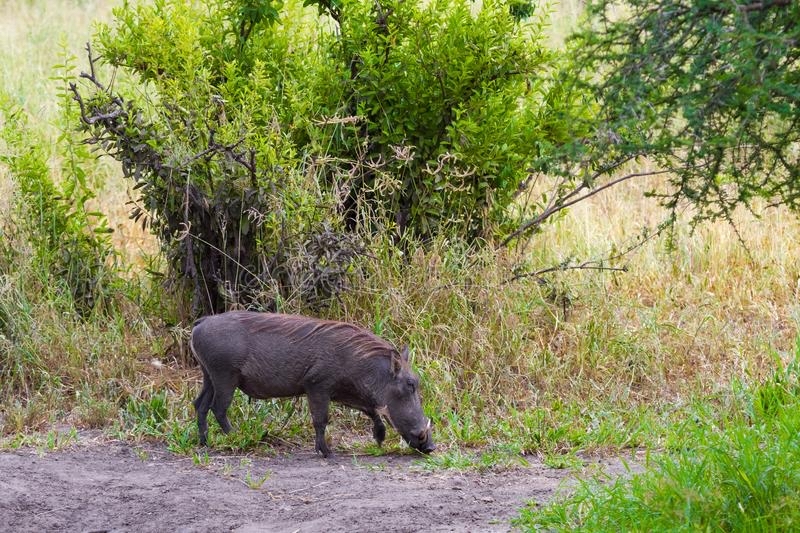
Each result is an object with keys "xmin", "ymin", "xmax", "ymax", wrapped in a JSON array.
[{"xmin": 189, "ymin": 311, "xmax": 435, "ymax": 457}]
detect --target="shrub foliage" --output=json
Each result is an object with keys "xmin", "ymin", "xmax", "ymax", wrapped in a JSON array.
[{"xmin": 68, "ymin": 0, "xmax": 582, "ymax": 315}]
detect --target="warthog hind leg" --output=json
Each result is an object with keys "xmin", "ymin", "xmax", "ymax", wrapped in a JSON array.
[
  {"xmin": 209, "ymin": 372, "xmax": 237, "ymax": 435},
  {"xmin": 194, "ymin": 367, "xmax": 214, "ymax": 445}
]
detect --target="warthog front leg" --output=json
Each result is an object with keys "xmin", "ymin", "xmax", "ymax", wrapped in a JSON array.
[
  {"xmin": 369, "ymin": 411, "xmax": 386, "ymax": 446},
  {"xmin": 306, "ymin": 391, "xmax": 332, "ymax": 457}
]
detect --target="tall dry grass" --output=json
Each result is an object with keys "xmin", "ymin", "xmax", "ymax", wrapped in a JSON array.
[{"xmin": 333, "ymin": 189, "xmax": 800, "ymax": 414}]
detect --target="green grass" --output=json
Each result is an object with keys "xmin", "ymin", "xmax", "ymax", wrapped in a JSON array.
[
  {"xmin": 514, "ymin": 349, "xmax": 800, "ymax": 532},
  {"xmin": 108, "ymin": 386, "xmax": 315, "ymax": 454},
  {"xmin": 417, "ymin": 445, "xmax": 531, "ymax": 472},
  {"xmin": 2, "ymin": 427, "xmax": 80, "ymax": 452}
]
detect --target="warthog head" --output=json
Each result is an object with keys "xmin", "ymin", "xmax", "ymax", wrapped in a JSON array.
[{"xmin": 378, "ymin": 346, "xmax": 435, "ymax": 454}]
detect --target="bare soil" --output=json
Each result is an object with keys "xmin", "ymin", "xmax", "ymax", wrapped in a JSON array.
[{"xmin": 0, "ymin": 436, "xmax": 638, "ymax": 532}]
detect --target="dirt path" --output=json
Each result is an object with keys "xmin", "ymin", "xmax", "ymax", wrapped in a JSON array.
[{"xmin": 0, "ymin": 438, "xmax": 636, "ymax": 532}]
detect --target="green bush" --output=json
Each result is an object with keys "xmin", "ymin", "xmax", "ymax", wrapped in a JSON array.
[
  {"xmin": 0, "ymin": 49, "xmax": 146, "ymax": 413},
  {"xmin": 73, "ymin": 0, "xmax": 360, "ymax": 315},
  {"xmin": 69, "ymin": 0, "xmax": 587, "ymax": 315},
  {"xmin": 308, "ymin": 0, "xmax": 560, "ymax": 240}
]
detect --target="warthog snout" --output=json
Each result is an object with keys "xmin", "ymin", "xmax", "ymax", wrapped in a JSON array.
[
  {"xmin": 416, "ymin": 420, "xmax": 436, "ymax": 453},
  {"xmin": 403, "ymin": 419, "xmax": 435, "ymax": 454}
]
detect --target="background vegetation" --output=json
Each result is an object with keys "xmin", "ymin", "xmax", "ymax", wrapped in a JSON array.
[{"xmin": 1, "ymin": 0, "xmax": 799, "ymax": 530}]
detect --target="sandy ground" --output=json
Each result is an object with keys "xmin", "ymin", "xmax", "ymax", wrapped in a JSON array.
[{"xmin": 0, "ymin": 436, "xmax": 641, "ymax": 533}]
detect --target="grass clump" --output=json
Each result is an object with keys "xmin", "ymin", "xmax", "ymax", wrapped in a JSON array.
[{"xmin": 514, "ymin": 346, "xmax": 800, "ymax": 532}]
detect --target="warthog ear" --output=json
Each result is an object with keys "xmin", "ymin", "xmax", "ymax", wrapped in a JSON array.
[
  {"xmin": 400, "ymin": 345, "xmax": 410, "ymax": 362},
  {"xmin": 390, "ymin": 346, "xmax": 409, "ymax": 376}
]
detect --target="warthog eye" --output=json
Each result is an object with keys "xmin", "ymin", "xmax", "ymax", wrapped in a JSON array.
[{"xmin": 406, "ymin": 378, "xmax": 416, "ymax": 392}]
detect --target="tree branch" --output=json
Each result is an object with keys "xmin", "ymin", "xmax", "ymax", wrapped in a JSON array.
[
  {"xmin": 505, "ymin": 262, "xmax": 628, "ymax": 285},
  {"xmin": 500, "ymin": 167, "xmax": 674, "ymax": 248}
]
